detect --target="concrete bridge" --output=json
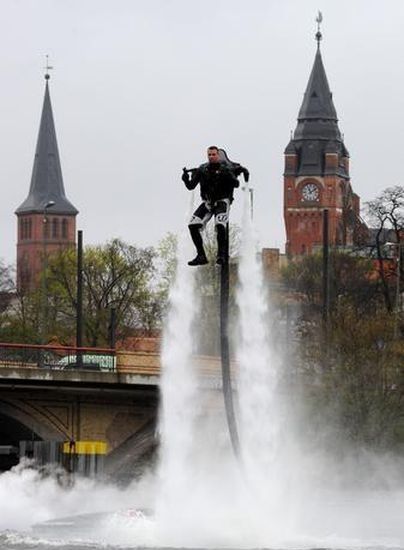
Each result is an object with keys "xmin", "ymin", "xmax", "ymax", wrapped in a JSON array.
[{"xmin": 0, "ymin": 342, "xmax": 224, "ymax": 477}]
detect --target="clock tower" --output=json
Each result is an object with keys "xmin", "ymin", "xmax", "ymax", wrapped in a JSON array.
[{"xmin": 283, "ymin": 29, "xmax": 362, "ymax": 256}]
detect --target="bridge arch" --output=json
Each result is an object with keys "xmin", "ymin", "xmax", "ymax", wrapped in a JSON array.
[{"xmin": 0, "ymin": 400, "xmax": 66, "ymax": 443}]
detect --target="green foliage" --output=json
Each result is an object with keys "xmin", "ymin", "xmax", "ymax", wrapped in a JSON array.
[
  {"xmin": 0, "ymin": 239, "xmax": 164, "ymax": 347},
  {"xmin": 282, "ymin": 253, "xmax": 322, "ymax": 305},
  {"xmin": 155, "ymin": 232, "xmax": 178, "ymax": 309},
  {"xmin": 281, "ymin": 250, "xmax": 378, "ymax": 312},
  {"xmin": 296, "ymin": 301, "xmax": 404, "ymax": 448},
  {"xmin": 45, "ymin": 239, "xmax": 159, "ymax": 346},
  {"xmin": 282, "ymin": 248, "xmax": 404, "ymax": 448}
]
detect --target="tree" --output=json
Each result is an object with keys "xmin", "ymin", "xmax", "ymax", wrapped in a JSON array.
[
  {"xmin": 2, "ymin": 239, "xmax": 161, "ymax": 347},
  {"xmin": 281, "ymin": 247, "xmax": 404, "ymax": 448},
  {"xmin": 0, "ymin": 261, "xmax": 18, "ymax": 341},
  {"xmin": 298, "ymin": 302, "xmax": 404, "ymax": 448},
  {"xmin": 45, "ymin": 239, "xmax": 160, "ymax": 346},
  {"xmin": 156, "ymin": 226, "xmax": 241, "ymax": 355},
  {"xmin": 365, "ymin": 186, "xmax": 404, "ymax": 312},
  {"xmin": 281, "ymin": 250, "xmax": 378, "ymax": 313},
  {"xmin": 154, "ymin": 232, "xmax": 178, "ymax": 313}
]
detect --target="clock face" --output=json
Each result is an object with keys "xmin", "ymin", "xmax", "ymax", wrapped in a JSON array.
[{"xmin": 302, "ymin": 183, "xmax": 319, "ymax": 202}]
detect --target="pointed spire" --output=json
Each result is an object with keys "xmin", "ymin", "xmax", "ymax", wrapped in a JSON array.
[
  {"xmin": 293, "ymin": 21, "xmax": 342, "ymax": 143},
  {"xmin": 285, "ymin": 21, "xmax": 349, "ymax": 177},
  {"xmin": 16, "ymin": 73, "xmax": 78, "ymax": 215},
  {"xmin": 297, "ymin": 49, "xmax": 338, "ymax": 124}
]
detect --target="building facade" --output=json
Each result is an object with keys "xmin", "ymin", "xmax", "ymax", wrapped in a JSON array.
[
  {"xmin": 15, "ymin": 75, "xmax": 78, "ymax": 291},
  {"xmin": 284, "ymin": 35, "xmax": 363, "ymax": 256}
]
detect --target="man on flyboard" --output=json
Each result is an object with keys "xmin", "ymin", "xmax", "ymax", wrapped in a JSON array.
[{"xmin": 182, "ymin": 146, "xmax": 249, "ymax": 266}]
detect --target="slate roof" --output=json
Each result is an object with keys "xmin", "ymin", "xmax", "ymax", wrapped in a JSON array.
[
  {"xmin": 16, "ymin": 77, "xmax": 78, "ymax": 216},
  {"xmin": 285, "ymin": 45, "xmax": 349, "ymax": 178},
  {"xmin": 296, "ymin": 48, "xmax": 338, "ymax": 130}
]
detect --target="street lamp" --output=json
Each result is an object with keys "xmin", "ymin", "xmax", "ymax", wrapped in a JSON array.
[
  {"xmin": 41, "ymin": 200, "xmax": 55, "ymax": 344},
  {"xmin": 242, "ymin": 185, "xmax": 254, "ymax": 220},
  {"xmin": 395, "ymin": 243, "xmax": 402, "ymax": 339},
  {"xmin": 386, "ymin": 241, "xmax": 402, "ymax": 338}
]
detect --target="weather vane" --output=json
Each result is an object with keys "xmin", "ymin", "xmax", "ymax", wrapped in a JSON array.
[
  {"xmin": 315, "ymin": 11, "xmax": 323, "ymax": 49},
  {"xmin": 44, "ymin": 54, "xmax": 54, "ymax": 80}
]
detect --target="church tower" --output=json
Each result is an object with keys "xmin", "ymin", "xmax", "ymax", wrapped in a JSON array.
[
  {"xmin": 15, "ymin": 72, "xmax": 78, "ymax": 291},
  {"xmin": 283, "ymin": 24, "xmax": 361, "ymax": 256}
]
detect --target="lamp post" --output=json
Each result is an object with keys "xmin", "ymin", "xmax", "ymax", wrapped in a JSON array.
[
  {"xmin": 386, "ymin": 241, "xmax": 402, "ymax": 339},
  {"xmin": 41, "ymin": 200, "xmax": 55, "ymax": 344},
  {"xmin": 395, "ymin": 243, "xmax": 402, "ymax": 339},
  {"xmin": 76, "ymin": 230, "xmax": 83, "ymax": 369},
  {"xmin": 248, "ymin": 187, "xmax": 254, "ymax": 221},
  {"xmin": 242, "ymin": 185, "xmax": 254, "ymax": 220}
]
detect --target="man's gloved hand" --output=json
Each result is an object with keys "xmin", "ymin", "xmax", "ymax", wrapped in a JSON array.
[
  {"xmin": 242, "ymin": 168, "xmax": 250, "ymax": 183},
  {"xmin": 182, "ymin": 167, "xmax": 190, "ymax": 184}
]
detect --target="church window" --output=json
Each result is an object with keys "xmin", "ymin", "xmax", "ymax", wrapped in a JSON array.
[
  {"xmin": 20, "ymin": 218, "xmax": 33, "ymax": 240},
  {"xmin": 43, "ymin": 218, "xmax": 50, "ymax": 239},
  {"xmin": 52, "ymin": 218, "xmax": 59, "ymax": 239},
  {"xmin": 62, "ymin": 219, "xmax": 68, "ymax": 239}
]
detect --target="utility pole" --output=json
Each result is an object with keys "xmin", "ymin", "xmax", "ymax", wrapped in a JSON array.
[
  {"xmin": 395, "ymin": 243, "xmax": 401, "ymax": 339},
  {"xmin": 322, "ymin": 208, "xmax": 330, "ymax": 345},
  {"xmin": 109, "ymin": 308, "xmax": 116, "ymax": 350},
  {"xmin": 40, "ymin": 200, "xmax": 55, "ymax": 345},
  {"xmin": 76, "ymin": 230, "xmax": 83, "ymax": 368},
  {"xmin": 322, "ymin": 209, "xmax": 330, "ymax": 326}
]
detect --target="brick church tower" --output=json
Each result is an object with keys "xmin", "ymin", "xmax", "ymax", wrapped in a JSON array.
[
  {"xmin": 283, "ymin": 29, "xmax": 362, "ymax": 256},
  {"xmin": 15, "ymin": 73, "xmax": 78, "ymax": 291}
]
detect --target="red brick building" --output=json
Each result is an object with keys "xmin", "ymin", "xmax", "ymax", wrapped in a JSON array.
[
  {"xmin": 284, "ymin": 34, "xmax": 363, "ymax": 257},
  {"xmin": 15, "ymin": 74, "xmax": 78, "ymax": 291}
]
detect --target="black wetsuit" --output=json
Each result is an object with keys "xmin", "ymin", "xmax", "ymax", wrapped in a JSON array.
[
  {"xmin": 184, "ymin": 161, "xmax": 240, "ymax": 203},
  {"xmin": 183, "ymin": 161, "xmax": 246, "ymax": 265}
]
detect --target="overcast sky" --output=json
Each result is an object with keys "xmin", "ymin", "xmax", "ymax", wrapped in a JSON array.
[{"xmin": 1, "ymin": 0, "xmax": 403, "ymax": 264}]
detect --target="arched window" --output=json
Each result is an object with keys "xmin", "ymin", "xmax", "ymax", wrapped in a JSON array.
[{"xmin": 27, "ymin": 218, "xmax": 32, "ymax": 239}]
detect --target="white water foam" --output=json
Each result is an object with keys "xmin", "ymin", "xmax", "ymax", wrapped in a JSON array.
[
  {"xmin": 155, "ymin": 198, "xmax": 201, "ymax": 543},
  {"xmin": 237, "ymin": 187, "xmax": 280, "ymax": 473},
  {"xmin": 0, "ymin": 460, "xmax": 156, "ymax": 545},
  {"xmin": 234, "ymin": 188, "xmax": 291, "ymax": 540}
]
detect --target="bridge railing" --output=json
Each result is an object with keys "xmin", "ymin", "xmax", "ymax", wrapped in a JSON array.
[{"xmin": 0, "ymin": 342, "xmax": 116, "ymax": 372}]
